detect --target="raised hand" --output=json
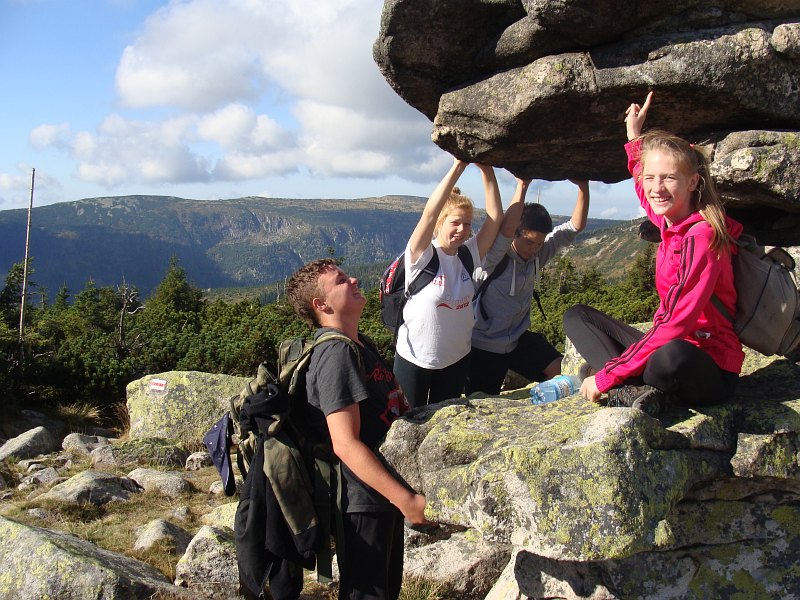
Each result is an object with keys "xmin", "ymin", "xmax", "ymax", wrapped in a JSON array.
[{"xmin": 625, "ymin": 91, "xmax": 653, "ymax": 141}]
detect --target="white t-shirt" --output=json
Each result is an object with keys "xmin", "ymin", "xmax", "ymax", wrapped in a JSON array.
[{"xmin": 395, "ymin": 237, "xmax": 482, "ymax": 369}]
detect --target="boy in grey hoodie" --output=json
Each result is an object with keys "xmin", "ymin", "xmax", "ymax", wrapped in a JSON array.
[{"xmin": 466, "ymin": 179, "xmax": 590, "ymax": 395}]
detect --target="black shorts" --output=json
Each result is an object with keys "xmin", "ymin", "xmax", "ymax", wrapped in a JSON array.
[
  {"xmin": 466, "ymin": 331, "xmax": 562, "ymax": 395},
  {"xmin": 338, "ymin": 510, "xmax": 404, "ymax": 600}
]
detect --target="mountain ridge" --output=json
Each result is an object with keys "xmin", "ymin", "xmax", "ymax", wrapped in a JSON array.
[{"xmin": 0, "ymin": 194, "xmax": 629, "ymax": 298}]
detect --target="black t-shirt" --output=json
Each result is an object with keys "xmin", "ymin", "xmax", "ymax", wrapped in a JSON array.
[{"xmin": 305, "ymin": 328, "xmax": 409, "ymax": 513}]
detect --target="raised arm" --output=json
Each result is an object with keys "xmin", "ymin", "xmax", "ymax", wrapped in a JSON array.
[
  {"xmin": 499, "ymin": 177, "xmax": 531, "ymax": 238},
  {"xmin": 567, "ymin": 179, "xmax": 590, "ymax": 232},
  {"xmin": 474, "ymin": 164, "xmax": 504, "ymax": 259},
  {"xmin": 408, "ymin": 157, "xmax": 468, "ymax": 264},
  {"xmin": 625, "ymin": 91, "xmax": 653, "ymax": 141}
]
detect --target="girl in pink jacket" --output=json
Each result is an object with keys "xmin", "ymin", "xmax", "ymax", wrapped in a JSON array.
[{"xmin": 563, "ymin": 92, "xmax": 744, "ymax": 416}]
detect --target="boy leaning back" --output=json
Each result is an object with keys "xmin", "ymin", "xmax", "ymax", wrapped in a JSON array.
[{"xmin": 286, "ymin": 258, "xmax": 434, "ymax": 600}]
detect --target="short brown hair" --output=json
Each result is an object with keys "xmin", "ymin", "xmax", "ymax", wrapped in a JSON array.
[{"xmin": 286, "ymin": 258, "xmax": 338, "ymax": 328}]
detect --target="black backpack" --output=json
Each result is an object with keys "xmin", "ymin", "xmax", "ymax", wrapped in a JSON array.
[
  {"xmin": 473, "ymin": 254, "xmax": 546, "ymax": 321},
  {"xmin": 379, "ymin": 245, "xmax": 474, "ymax": 342},
  {"xmin": 204, "ymin": 332, "xmax": 366, "ymax": 597}
]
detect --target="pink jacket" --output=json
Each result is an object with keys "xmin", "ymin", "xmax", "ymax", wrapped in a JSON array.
[{"xmin": 594, "ymin": 139, "xmax": 745, "ymax": 393}]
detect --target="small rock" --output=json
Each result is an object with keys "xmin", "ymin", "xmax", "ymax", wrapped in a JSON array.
[
  {"xmin": 91, "ymin": 438, "xmax": 189, "ymax": 468},
  {"xmin": 174, "ymin": 526, "xmax": 238, "ymax": 589},
  {"xmin": 171, "ymin": 506, "xmax": 191, "ymax": 521},
  {"xmin": 26, "ymin": 508, "xmax": 50, "ymax": 519},
  {"xmin": 134, "ymin": 518, "xmax": 193, "ymax": 554},
  {"xmin": 21, "ymin": 460, "xmax": 46, "ymax": 471},
  {"xmin": 209, "ymin": 476, "xmax": 242, "ymax": 496},
  {"xmin": 128, "ymin": 468, "xmax": 193, "ymax": 498},
  {"xmin": 63, "ymin": 432, "xmax": 111, "ymax": 456},
  {"xmin": 90, "ymin": 444, "xmax": 115, "ymax": 466},
  {"xmin": 200, "ymin": 502, "xmax": 237, "ymax": 530},
  {"xmin": 18, "ymin": 467, "xmax": 62, "ymax": 491},
  {"xmin": 0, "ymin": 426, "xmax": 59, "ymax": 462},
  {"xmin": 39, "ymin": 469, "xmax": 142, "ymax": 505},
  {"xmin": 185, "ymin": 451, "xmax": 213, "ymax": 471}
]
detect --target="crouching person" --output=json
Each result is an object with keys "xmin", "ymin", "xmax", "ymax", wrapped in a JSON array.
[{"xmin": 287, "ymin": 258, "xmax": 435, "ymax": 600}]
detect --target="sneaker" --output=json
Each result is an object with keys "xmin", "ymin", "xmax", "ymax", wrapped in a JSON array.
[
  {"xmin": 578, "ymin": 362, "xmax": 596, "ymax": 382},
  {"xmin": 606, "ymin": 384, "xmax": 665, "ymax": 418}
]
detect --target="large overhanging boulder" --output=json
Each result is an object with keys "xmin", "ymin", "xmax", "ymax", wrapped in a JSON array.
[{"xmin": 375, "ymin": 1, "xmax": 800, "ymax": 245}]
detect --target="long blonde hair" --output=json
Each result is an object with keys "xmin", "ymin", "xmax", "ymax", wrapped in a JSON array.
[{"xmin": 639, "ymin": 130, "xmax": 732, "ymax": 255}]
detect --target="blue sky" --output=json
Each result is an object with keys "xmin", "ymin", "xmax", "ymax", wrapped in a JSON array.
[{"xmin": 0, "ymin": 0, "xmax": 638, "ymax": 219}]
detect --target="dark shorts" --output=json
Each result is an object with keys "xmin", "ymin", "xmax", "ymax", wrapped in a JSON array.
[
  {"xmin": 466, "ymin": 331, "xmax": 562, "ymax": 395},
  {"xmin": 338, "ymin": 510, "xmax": 404, "ymax": 600}
]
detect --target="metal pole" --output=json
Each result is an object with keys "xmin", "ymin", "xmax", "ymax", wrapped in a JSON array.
[{"xmin": 18, "ymin": 168, "xmax": 34, "ymax": 366}]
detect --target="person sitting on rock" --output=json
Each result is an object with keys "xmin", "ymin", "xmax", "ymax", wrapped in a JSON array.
[
  {"xmin": 563, "ymin": 91, "xmax": 744, "ymax": 416},
  {"xmin": 466, "ymin": 177, "xmax": 589, "ymax": 395},
  {"xmin": 286, "ymin": 258, "xmax": 435, "ymax": 600},
  {"xmin": 393, "ymin": 156, "xmax": 504, "ymax": 408}
]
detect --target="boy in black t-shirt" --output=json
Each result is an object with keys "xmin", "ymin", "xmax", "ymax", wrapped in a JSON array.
[{"xmin": 286, "ymin": 258, "xmax": 434, "ymax": 600}]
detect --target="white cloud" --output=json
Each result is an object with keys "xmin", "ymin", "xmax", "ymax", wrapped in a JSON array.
[
  {"xmin": 600, "ymin": 207, "xmax": 619, "ymax": 218},
  {"xmin": 29, "ymin": 123, "xmax": 72, "ymax": 150},
  {"xmin": 197, "ymin": 103, "xmax": 293, "ymax": 151},
  {"xmin": 32, "ymin": 0, "xmax": 438, "ymax": 192},
  {"xmin": 0, "ymin": 165, "xmax": 62, "ymax": 197},
  {"xmin": 214, "ymin": 150, "xmax": 304, "ymax": 180},
  {"xmin": 62, "ymin": 114, "xmax": 211, "ymax": 186}
]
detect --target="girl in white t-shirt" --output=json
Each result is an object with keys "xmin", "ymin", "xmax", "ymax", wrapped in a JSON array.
[{"xmin": 393, "ymin": 156, "xmax": 503, "ymax": 407}]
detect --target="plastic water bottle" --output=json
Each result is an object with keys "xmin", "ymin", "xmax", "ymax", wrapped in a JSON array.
[{"xmin": 530, "ymin": 375, "xmax": 582, "ymax": 405}]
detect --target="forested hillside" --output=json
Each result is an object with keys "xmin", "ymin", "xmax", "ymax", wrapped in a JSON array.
[
  {"xmin": 0, "ymin": 194, "xmax": 623, "ymax": 300},
  {"xmin": 0, "ymin": 240, "xmax": 658, "ymax": 433}
]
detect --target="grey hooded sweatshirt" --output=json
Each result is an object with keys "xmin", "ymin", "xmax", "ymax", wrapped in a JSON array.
[{"xmin": 471, "ymin": 221, "xmax": 578, "ymax": 354}]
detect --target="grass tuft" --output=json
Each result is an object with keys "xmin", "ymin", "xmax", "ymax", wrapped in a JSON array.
[
  {"xmin": 56, "ymin": 401, "xmax": 102, "ymax": 430},
  {"xmin": 399, "ymin": 576, "xmax": 449, "ymax": 600}
]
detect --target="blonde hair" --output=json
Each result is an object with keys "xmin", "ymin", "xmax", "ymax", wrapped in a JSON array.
[
  {"xmin": 639, "ymin": 130, "xmax": 732, "ymax": 255},
  {"xmin": 435, "ymin": 186, "xmax": 474, "ymax": 230}
]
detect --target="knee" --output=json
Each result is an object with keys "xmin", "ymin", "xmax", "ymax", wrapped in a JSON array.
[
  {"xmin": 543, "ymin": 358, "xmax": 562, "ymax": 380},
  {"xmin": 563, "ymin": 304, "xmax": 589, "ymax": 335}
]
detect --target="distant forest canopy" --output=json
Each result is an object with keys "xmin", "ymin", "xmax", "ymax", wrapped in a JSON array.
[
  {"xmin": 0, "ymin": 238, "xmax": 659, "ymax": 428},
  {"xmin": 0, "ymin": 195, "xmax": 629, "ymax": 303}
]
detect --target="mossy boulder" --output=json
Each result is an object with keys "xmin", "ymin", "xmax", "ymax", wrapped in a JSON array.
[
  {"xmin": 0, "ymin": 515, "xmax": 183, "ymax": 599},
  {"xmin": 381, "ymin": 355, "xmax": 800, "ymax": 596},
  {"xmin": 126, "ymin": 371, "xmax": 248, "ymax": 446},
  {"xmin": 91, "ymin": 437, "xmax": 190, "ymax": 469}
]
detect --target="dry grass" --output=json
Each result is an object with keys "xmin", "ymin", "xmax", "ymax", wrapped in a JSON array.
[
  {"xmin": 399, "ymin": 576, "xmax": 450, "ymax": 600},
  {"xmin": 1, "ymin": 460, "xmax": 231, "ymax": 581},
  {"xmin": 0, "ymin": 450, "xmax": 454, "ymax": 599},
  {"xmin": 55, "ymin": 401, "xmax": 103, "ymax": 430},
  {"xmin": 108, "ymin": 401, "xmax": 131, "ymax": 437}
]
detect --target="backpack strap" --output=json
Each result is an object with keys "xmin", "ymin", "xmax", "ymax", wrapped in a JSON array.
[
  {"xmin": 390, "ymin": 251, "xmax": 440, "ymax": 347},
  {"xmin": 710, "ymin": 294, "xmax": 733, "ymax": 323},
  {"xmin": 392, "ymin": 245, "xmax": 476, "ymax": 346},
  {"xmin": 475, "ymin": 254, "xmax": 510, "ymax": 321},
  {"xmin": 688, "ymin": 221, "xmax": 738, "ymax": 324},
  {"xmin": 302, "ymin": 331, "xmax": 366, "ymax": 582},
  {"xmin": 474, "ymin": 253, "xmax": 546, "ymax": 321},
  {"xmin": 456, "ymin": 244, "xmax": 475, "ymax": 277}
]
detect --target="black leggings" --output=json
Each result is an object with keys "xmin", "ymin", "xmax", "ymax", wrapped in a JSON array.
[
  {"xmin": 393, "ymin": 353, "xmax": 470, "ymax": 408},
  {"xmin": 563, "ymin": 304, "xmax": 738, "ymax": 406}
]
